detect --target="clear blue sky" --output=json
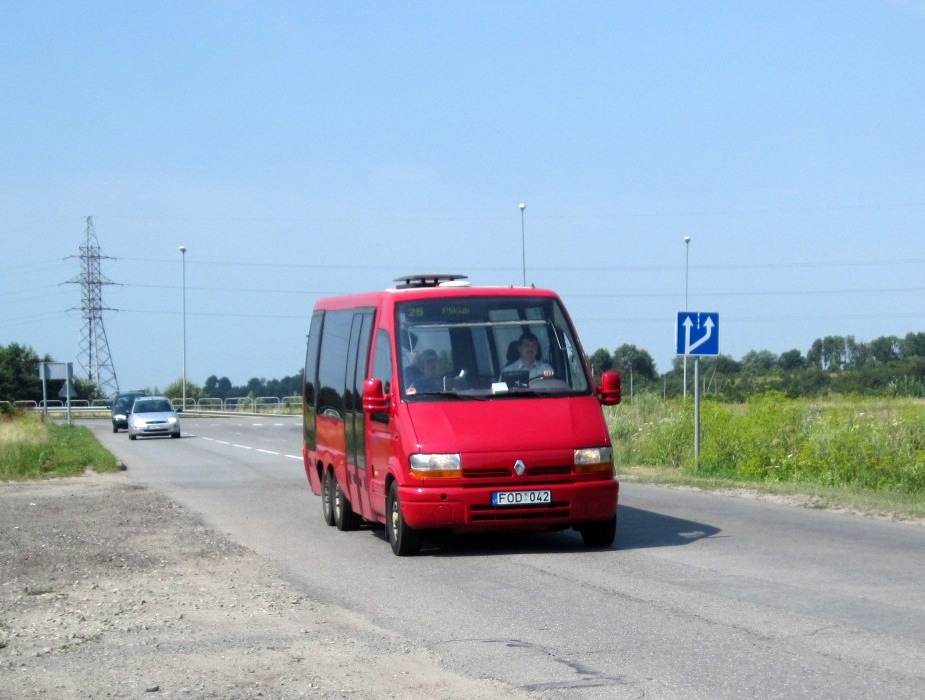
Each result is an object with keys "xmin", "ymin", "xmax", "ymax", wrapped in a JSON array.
[{"xmin": 3, "ymin": 1, "xmax": 924, "ymax": 393}]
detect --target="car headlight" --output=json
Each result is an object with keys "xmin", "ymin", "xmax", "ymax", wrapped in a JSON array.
[
  {"xmin": 168, "ymin": 416, "xmax": 178, "ymax": 424},
  {"xmin": 114, "ymin": 413, "xmax": 126, "ymax": 421},
  {"xmin": 574, "ymin": 446, "xmax": 614, "ymax": 475},
  {"xmin": 410, "ymin": 453, "xmax": 461, "ymax": 478}
]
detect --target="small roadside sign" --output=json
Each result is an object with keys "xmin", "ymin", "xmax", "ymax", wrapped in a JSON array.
[
  {"xmin": 58, "ymin": 381, "xmax": 77, "ymax": 399},
  {"xmin": 676, "ymin": 312, "xmax": 720, "ymax": 356}
]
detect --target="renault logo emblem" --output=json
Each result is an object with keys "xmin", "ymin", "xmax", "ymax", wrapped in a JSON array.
[{"xmin": 514, "ymin": 459, "xmax": 526, "ymax": 476}]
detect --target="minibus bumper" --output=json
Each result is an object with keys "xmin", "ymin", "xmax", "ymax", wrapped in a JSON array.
[{"xmin": 397, "ymin": 479, "xmax": 618, "ymax": 531}]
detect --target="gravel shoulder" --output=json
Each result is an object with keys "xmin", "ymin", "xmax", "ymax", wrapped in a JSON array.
[{"xmin": 0, "ymin": 471, "xmax": 521, "ymax": 699}]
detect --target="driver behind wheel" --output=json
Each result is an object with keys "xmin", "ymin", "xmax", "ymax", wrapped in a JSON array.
[{"xmin": 500, "ymin": 332, "xmax": 554, "ymax": 380}]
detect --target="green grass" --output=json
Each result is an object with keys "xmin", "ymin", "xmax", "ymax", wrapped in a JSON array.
[
  {"xmin": 607, "ymin": 393, "xmax": 925, "ymax": 521},
  {"xmin": 0, "ymin": 413, "xmax": 119, "ymax": 480}
]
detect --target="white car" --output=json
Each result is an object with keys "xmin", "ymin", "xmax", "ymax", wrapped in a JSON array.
[{"xmin": 127, "ymin": 396, "xmax": 181, "ymax": 440}]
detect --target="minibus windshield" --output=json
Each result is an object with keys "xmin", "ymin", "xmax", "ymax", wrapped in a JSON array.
[{"xmin": 398, "ymin": 296, "xmax": 591, "ymax": 398}]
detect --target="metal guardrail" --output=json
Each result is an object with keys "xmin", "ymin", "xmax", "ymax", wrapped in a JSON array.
[{"xmin": 6, "ymin": 395, "xmax": 303, "ymax": 415}]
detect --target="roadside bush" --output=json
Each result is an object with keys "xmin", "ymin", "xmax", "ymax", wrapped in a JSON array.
[
  {"xmin": 608, "ymin": 393, "xmax": 690, "ymax": 469},
  {"xmin": 607, "ymin": 393, "xmax": 925, "ymax": 495},
  {"xmin": 0, "ymin": 414, "xmax": 118, "ymax": 480},
  {"xmin": 699, "ymin": 393, "xmax": 806, "ymax": 482}
]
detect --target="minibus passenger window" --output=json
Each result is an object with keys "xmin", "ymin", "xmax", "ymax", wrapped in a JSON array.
[{"xmin": 372, "ymin": 329, "xmax": 393, "ymax": 395}]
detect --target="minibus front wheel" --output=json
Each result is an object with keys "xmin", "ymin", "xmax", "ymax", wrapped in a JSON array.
[
  {"xmin": 387, "ymin": 482, "xmax": 422, "ymax": 556},
  {"xmin": 577, "ymin": 515, "xmax": 617, "ymax": 548}
]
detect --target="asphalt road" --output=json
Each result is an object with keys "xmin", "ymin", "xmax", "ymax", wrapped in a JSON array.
[{"xmin": 88, "ymin": 415, "xmax": 925, "ymax": 699}]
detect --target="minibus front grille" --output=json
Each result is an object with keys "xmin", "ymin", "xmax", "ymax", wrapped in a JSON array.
[
  {"xmin": 527, "ymin": 465, "xmax": 572, "ymax": 477},
  {"xmin": 463, "ymin": 468, "xmax": 511, "ymax": 479},
  {"xmin": 462, "ymin": 465, "xmax": 572, "ymax": 479},
  {"xmin": 469, "ymin": 501, "xmax": 571, "ymax": 521}
]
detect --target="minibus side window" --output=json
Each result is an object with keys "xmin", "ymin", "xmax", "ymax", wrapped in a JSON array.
[
  {"xmin": 371, "ymin": 329, "xmax": 393, "ymax": 397},
  {"xmin": 303, "ymin": 311, "xmax": 324, "ymax": 450},
  {"xmin": 565, "ymin": 334, "xmax": 588, "ymax": 390},
  {"xmin": 317, "ymin": 310, "xmax": 352, "ymax": 419}
]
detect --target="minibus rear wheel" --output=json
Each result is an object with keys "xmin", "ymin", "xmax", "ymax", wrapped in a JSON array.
[
  {"xmin": 333, "ymin": 480, "xmax": 361, "ymax": 531},
  {"xmin": 578, "ymin": 515, "xmax": 617, "ymax": 548},
  {"xmin": 321, "ymin": 469, "xmax": 335, "ymax": 526},
  {"xmin": 387, "ymin": 482, "xmax": 421, "ymax": 556}
]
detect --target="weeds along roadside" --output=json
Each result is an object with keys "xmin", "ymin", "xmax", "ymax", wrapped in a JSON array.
[
  {"xmin": 607, "ymin": 392, "xmax": 925, "ymax": 522},
  {"xmin": 0, "ymin": 412, "xmax": 119, "ymax": 480}
]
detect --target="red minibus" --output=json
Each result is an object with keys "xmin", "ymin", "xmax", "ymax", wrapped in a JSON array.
[{"xmin": 302, "ymin": 274, "xmax": 621, "ymax": 555}]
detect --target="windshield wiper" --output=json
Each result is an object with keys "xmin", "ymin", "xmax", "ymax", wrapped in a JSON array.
[{"xmin": 410, "ymin": 390, "xmax": 488, "ymax": 401}]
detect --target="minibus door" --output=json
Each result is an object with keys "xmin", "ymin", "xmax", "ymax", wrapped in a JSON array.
[
  {"xmin": 345, "ymin": 311, "xmax": 374, "ymax": 519},
  {"xmin": 365, "ymin": 328, "xmax": 394, "ymax": 519}
]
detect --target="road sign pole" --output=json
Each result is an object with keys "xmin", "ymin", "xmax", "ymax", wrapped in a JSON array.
[
  {"xmin": 65, "ymin": 362, "xmax": 73, "ymax": 426},
  {"xmin": 693, "ymin": 356, "xmax": 701, "ymax": 472}
]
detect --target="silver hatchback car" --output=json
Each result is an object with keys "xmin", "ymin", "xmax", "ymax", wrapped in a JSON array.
[{"xmin": 127, "ymin": 396, "xmax": 181, "ymax": 440}]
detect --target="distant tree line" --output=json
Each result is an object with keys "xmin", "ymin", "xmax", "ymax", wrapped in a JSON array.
[
  {"xmin": 162, "ymin": 372, "xmax": 304, "ymax": 403},
  {"xmin": 0, "ymin": 343, "xmax": 97, "ymax": 407},
  {"xmin": 199, "ymin": 372, "xmax": 303, "ymax": 400},
  {"xmin": 589, "ymin": 332, "xmax": 925, "ymax": 400},
  {"xmin": 0, "ymin": 342, "xmax": 305, "ymax": 406},
  {"xmin": 5, "ymin": 331, "xmax": 925, "ymax": 405}
]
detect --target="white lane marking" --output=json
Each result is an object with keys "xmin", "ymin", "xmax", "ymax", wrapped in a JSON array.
[
  {"xmin": 201, "ymin": 437, "xmax": 232, "ymax": 446},
  {"xmin": 187, "ymin": 432, "xmax": 300, "ymax": 459}
]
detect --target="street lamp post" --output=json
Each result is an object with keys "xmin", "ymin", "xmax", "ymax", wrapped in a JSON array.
[
  {"xmin": 179, "ymin": 245, "xmax": 187, "ymax": 410},
  {"xmin": 683, "ymin": 236, "xmax": 691, "ymax": 399},
  {"xmin": 519, "ymin": 203, "xmax": 526, "ymax": 286}
]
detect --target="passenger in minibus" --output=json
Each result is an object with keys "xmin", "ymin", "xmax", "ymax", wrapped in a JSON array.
[
  {"xmin": 501, "ymin": 332, "xmax": 554, "ymax": 380},
  {"xmin": 408, "ymin": 348, "xmax": 443, "ymax": 393}
]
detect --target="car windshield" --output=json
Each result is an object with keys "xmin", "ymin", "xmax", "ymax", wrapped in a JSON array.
[
  {"xmin": 397, "ymin": 296, "xmax": 591, "ymax": 399},
  {"xmin": 134, "ymin": 400, "xmax": 173, "ymax": 413},
  {"xmin": 115, "ymin": 395, "xmax": 142, "ymax": 410}
]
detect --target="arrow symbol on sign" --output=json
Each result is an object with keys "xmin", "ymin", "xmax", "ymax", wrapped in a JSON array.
[{"xmin": 683, "ymin": 314, "xmax": 715, "ymax": 354}]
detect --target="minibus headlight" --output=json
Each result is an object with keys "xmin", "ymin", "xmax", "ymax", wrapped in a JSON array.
[
  {"xmin": 574, "ymin": 447, "xmax": 614, "ymax": 475},
  {"xmin": 410, "ymin": 453, "xmax": 461, "ymax": 478}
]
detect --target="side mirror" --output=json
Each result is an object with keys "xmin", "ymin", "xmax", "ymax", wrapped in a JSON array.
[
  {"xmin": 597, "ymin": 370, "xmax": 621, "ymax": 406},
  {"xmin": 362, "ymin": 378, "xmax": 389, "ymax": 412}
]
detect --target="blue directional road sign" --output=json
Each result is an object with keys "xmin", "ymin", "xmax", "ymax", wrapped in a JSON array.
[{"xmin": 677, "ymin": 312, "xmax": 720, "ymax": 356}]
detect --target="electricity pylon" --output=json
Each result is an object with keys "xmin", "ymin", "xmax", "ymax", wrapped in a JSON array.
[{"xmin": 69, "ymin": 216, "xmax": 119, "ymax": 397}]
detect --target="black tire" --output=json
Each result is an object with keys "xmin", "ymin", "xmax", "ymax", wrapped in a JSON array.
[
  {"xmin": 578, "ymin": 515, "xmax": 617, "ymax": 548},
  {"xmin": 112, "ymin": 424, "xmax": 118, "ymax": 433},
  {"xmin": 171, "ymin": 431, "xmax": 181, "ymax": 439},
  {"xmin": 386, "ymin": 482, "xmax": 421, "ymax": 556},
  {"xmin": 128, "ymin": 433, "xmax": 137, "ymax": 441},
  {"xmin": 333, "ymin": 480, "xmax": 361, "ymax": 531},
  {"xmin": 321, "ymin": 469, "xmax": 335, "ymax": 526}
]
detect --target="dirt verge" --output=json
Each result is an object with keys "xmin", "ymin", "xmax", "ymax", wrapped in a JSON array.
[{"xmin": 0, "ymin": 472, "xmax": 519, "ymax": 699}]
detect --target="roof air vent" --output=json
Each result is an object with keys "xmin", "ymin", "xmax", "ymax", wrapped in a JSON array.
[{"xmin": 393, "ymin": 274, "xmax": 469, "ymax": 289}]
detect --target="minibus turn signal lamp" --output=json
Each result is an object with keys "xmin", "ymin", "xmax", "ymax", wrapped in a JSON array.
[
  {"xmin": 410, "ymin": 453, "xmax": 462, "ymax": 478},
  {"xmin": 574, "ymin": 447, "xmax": 615, "ymax": 476}
]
